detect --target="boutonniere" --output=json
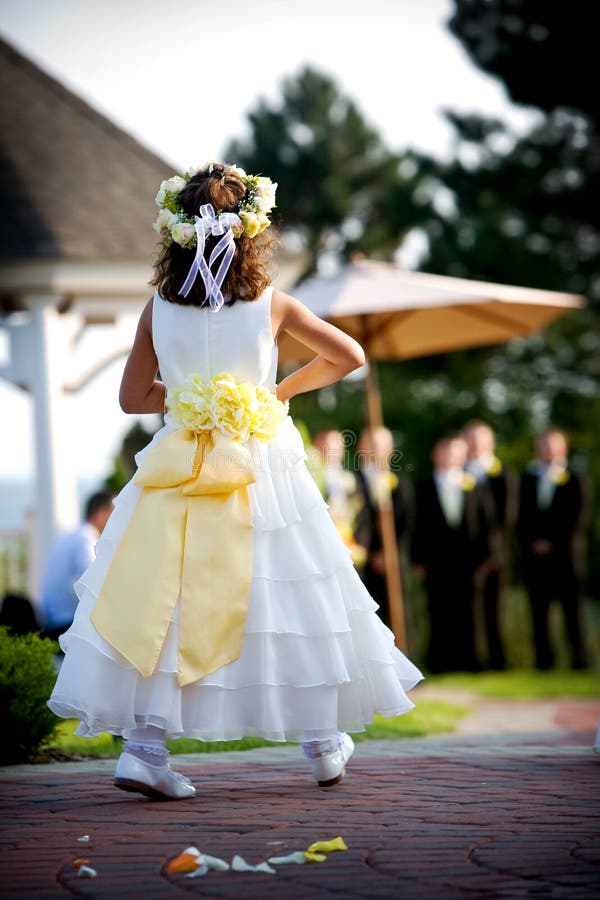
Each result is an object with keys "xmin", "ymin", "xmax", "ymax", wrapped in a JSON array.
[
  {"xmin": 371, "ymin": 471, "xmax": 399, "ymax": 506},
  {"xmin": 487, "ymin": 457, "xmax": 502, "ymax": 476},
  {"xmin": 461, "ymin": 473, "xmax": 477, "ymax": 492},
  {"xmin": 551, "ymin": 468, "xmax": 570, "ymax": 486}
]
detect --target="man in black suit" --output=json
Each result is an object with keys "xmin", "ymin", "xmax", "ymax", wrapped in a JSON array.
[
  {"xmin": 518, "ymin": 429, "xmax": 588, "ymax": 670},
  {"xmin": 411, "ymin": 434, "xmax": 497, "ymax": 673},
  {"xmin": 463, "ymin": 421, "xmax": 518, "ymax": 669},
  {"xmin": 354, "ymin": 426, "xmax": 414, "ymax": 628}
]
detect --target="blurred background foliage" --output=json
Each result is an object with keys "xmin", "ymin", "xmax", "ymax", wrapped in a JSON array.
[{"xmin": 109, "ymin": 2, "xmax": 599, "ymax": 623}]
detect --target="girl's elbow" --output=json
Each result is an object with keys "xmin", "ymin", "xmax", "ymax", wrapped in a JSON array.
[
  {"xmin": 347, "ymin": 342, "xmax": 366, "ymax": 370},
  {"xmin": 119, "ymin": 389, "xmax": 135, "ymax": 413}
]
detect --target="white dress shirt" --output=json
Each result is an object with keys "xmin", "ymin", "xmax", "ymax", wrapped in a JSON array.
[
  {"xmin": 434, "ymin": 468, "xmax": 464, "ymax": 527},
  {"xmin": 536, "ymin": 461, "xmax": 567, "ymax": 510},
  {"xmin": 41, "ymin": 522, "xmax": 99, "ymax": 629},
  {"xmin": 466, "ymin": 452, "xmax": 496, "ymax": 483}
]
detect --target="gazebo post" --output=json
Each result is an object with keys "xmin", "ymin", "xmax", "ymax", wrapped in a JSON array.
[
  {"xmin": 29, "ymin": 299, "xmax": 79, "ymax": 596},
  {"xmin": 364, "ymin": 358, "xmax": 408, "ymax": 651}
]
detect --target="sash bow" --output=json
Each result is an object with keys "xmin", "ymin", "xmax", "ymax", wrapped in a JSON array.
[{"xmin": 91, "ymin": 428, "xmax": 255, "ymax": 686}]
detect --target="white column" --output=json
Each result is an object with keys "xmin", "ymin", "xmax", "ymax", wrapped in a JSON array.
[{"xmin": 28, "ymin": 298, "xmax": 79, "ymax": 596}]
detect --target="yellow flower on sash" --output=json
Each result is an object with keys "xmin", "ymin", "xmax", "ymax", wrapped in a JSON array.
[
  {"xmin": 462, "ymin": 472, "xmax": 477, "ymax": 491},
  {"xmin": 253, "ymin": 385, "xmax": 288, "ymax": 441},
  {"xmin": 167, "ymin": 372, "xmax": 287, "ymax": 443}
]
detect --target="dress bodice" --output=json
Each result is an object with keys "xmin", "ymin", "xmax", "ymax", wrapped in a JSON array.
[{"xmin": 152, "ymin": 287, "xmax": 278, "ymax": 391}]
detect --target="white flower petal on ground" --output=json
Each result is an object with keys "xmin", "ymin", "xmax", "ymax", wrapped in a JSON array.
[{"xmin": 231, "ymin": 854, "xmax": 276, "ymax": 875}]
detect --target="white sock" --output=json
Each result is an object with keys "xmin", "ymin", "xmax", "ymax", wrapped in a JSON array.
[
  {"xmin": 301, "ymin": 732, "xmax": 345, "ymax": 759},
  {"xmin": 124, "ymin": 725, "xmax": 168, "ymax": 766}
]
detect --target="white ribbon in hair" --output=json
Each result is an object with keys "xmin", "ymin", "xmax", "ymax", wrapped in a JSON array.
[{"xmin": 178, "ymin": 203, "xmax": 241, "ymax": 310}]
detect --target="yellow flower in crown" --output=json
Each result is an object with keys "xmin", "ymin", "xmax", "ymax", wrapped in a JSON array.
[
  {"xmin": 488, "ymin": 456, "xmax": 503, "ymax": 476},
  {"xmin": 462, "ymin": 472, "xmax": 477, "ymax": 491},
  {"xmin": 551, "ymin": 468, "xmax": 570, "ymax": 485}
]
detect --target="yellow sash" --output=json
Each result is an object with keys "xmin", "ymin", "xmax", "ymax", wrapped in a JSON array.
[{"xmin": 90, "ymin": 428, "xmax": 255, "ymax": 686}]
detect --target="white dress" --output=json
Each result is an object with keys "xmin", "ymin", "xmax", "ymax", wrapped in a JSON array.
[{"xmin": 48, "ymin": 287, "xmax": 423, "ymax": 742}]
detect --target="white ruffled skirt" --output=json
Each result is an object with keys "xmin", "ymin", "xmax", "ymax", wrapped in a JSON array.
[{"xmin": 48, "ymin": 417, "xmax": 423, "ymax": 742}]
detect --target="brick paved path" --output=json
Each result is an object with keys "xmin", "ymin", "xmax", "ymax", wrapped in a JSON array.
[{"xmin": 1, "ymin": 711, "xmax": 599, "ymax": 899}]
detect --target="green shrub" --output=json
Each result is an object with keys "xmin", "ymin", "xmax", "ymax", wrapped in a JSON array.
[{"xmin": 0, "ymin": 626, "xmax": 59, "ymax": 764}]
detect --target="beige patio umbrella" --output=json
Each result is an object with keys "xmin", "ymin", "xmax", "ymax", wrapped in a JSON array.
[{"xmin": 278, "ymin": 259, "xmax": 584, "ymax": 650}]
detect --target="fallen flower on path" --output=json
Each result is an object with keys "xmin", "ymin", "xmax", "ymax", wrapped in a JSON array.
[
  {"xmin": 76, "ymin": 835, "xmax": 90, "ymax": 843},
  {"xmin": 167, "ymin": 847, "xmax": 229, "ymax": 877},
  {"xmin": 167, "ymin": 847, "xmax": 203, "ymax": 874},
  {"xmin": 231, "ymin": 854, "xmax": 276, "ymax": 875},
  {"xmin": 77, "ymin": 865, "xmax": 97, "ymax": 878},
  {"xmin": 72, "ymin": 859, "xmax": 90, "ymax": 869},
  {"xmin": 185, "ymin": 854, "xmax": 229, "ymax": 878},
  {"xmin": 307, "ymin": 836, "xmax": 348, "ymax": 853},
  {"xmin": 267, "ymin": 851, "xmax": 307, "ymax": 865}
]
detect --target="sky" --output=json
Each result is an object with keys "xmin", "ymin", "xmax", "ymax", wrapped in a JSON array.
[{"xmin": 0, "ymin": 0, "xmax": 539, "ymax": 490}]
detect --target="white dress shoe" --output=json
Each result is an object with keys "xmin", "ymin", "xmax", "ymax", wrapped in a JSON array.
[
  {"xmin": 309, "ymin": 733, "xmax": 354, "ymax": 787},
  {"xmin": 114, "ymin": 751, "xmax": 196, "ymax": 800}
]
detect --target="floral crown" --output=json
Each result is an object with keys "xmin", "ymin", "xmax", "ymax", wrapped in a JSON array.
[{"xmin": 153, "ymin": 162, "xmax": 277, "ymax": 249}]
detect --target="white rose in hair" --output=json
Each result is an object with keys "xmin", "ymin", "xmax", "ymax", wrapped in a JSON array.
[
  {"xmin": 171, "ymin": 222, "xmax": 196, "ymax": 246},
  {"xmin": 153, "ymin": 208, "xmax": 176, "ymax": 234},
  {"xmin": 229, "ymin": 165, "xmax": 247, "ymax": 180},
  {"xmin": 155, "ymin": 186, "xmax": 166, "ymax": 208},
  {"xmin": 162, "ymin": 175, "xmax": 187, "ymax": 194},
  {"xmin": 255, "ymin": 181, "xmax": 277, "ymax": 212}
]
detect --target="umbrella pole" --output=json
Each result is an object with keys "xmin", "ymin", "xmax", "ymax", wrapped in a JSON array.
[{"xmin": 365, "ymin": 361, "xmax": 408, "ymax": 652}]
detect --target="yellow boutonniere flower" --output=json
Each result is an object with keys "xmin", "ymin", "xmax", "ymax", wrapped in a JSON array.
[
  {"xmin": 488, "ymin": 457, "xmax": 502, "ymax": 476},
  {"xmin": 371, "ymin": 471, "xmax": 399, "ymax": 506},
  {"xmin": 551, "ymin": 468, "xmax": 570, "ymax": 485},
  {"xmin": 462, "ymin": 472, "xmax": 477, "ymax": 491}
]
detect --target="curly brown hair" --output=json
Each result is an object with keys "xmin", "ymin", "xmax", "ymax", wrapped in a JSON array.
[{"xmin": 150, "ymin": 164, "xmax": 277, "ymax": 306}]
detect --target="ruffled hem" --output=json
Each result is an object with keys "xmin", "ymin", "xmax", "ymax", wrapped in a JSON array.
[
  {"xmin": 48, "ymin": 659, "xmax": 420, "ymax": 743},
  {"xmin": 49, "ymin": 415, "xmax": 424, "ymax": 739}
]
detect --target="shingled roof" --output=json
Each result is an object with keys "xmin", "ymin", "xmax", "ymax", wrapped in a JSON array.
[{"xmin": 0, "ymin": 38, "xmax": 174, "ymax": 263}]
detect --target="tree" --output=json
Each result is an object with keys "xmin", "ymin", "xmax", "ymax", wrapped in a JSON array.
[
  {"xmin": 448, "ymin": 0, "xmax": 596, "ymax": 122},
  {"xmin": 427, "ymin": 2, "xmax": 600, "ymax": 590},
  {"xmin": 225, "ymin": 67, "xmax": 432, "ymax": 277}
]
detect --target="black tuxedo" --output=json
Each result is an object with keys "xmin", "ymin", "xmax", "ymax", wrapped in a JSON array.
[
  {"xmin": 468, "ymin": 462, "xmax": 518, "ymax": 669},
  {"xmin": 354, "ymin": 470, "xmax": 414, "ymax": 628},
  {"xmin": 411, "ymin": 475, "xmax": 496, "ymax": 673},
  {"xmin": 518, "ymin": 466, "xmax": 588, "ymax": 669}
]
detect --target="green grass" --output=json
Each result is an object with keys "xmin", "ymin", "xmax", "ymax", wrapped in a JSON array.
[
  {"xmin": 355, "ymin": 700, "xmax": 468, "ymax": 741},
  {"xmin": 45, "ymin": 699, "xmax": 467, "ymax": 759},
  {"xmin": 426, "ymin": 669, "xmax": 600, "ymax": 699},
  {"xmin": 42, "ymin": 668, "xmax": 598, "ymax": 761}
]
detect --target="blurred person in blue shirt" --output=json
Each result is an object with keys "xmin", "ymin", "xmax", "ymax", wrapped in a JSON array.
[{"xmin": 41, "ymin": 490, "xmax": 114, "ymax": 642}]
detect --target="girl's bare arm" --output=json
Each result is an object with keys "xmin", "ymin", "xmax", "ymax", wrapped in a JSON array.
[
  {"xmin": 271, "ymin": 290, "xmax": 365, "ymax": 403},
  {"xmin": 119, "ymin": 299, "xmax": 166, "ymax": 414}
]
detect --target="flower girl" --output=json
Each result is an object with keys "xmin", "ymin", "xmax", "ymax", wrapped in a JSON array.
[{"xmin": 48, "ymin": 162, "xmax": 423, "ymax": 799}]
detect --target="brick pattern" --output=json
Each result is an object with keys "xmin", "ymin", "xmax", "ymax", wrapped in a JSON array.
[{"xmin": 1, "ymin": 741, "xmax": 599, "ymax": 899}]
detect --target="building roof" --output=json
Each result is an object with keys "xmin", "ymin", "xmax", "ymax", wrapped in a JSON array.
[{"xmin": 0, "ymin": 38, "xmax": 174, "ymax": 263}]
